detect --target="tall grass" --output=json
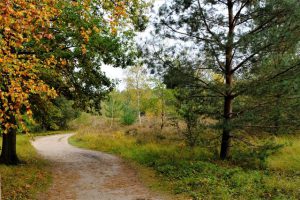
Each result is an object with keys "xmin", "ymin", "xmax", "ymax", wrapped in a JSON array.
[{"xmin": 268, "ymin": 134, "xmax": 300, "ymax": 171}]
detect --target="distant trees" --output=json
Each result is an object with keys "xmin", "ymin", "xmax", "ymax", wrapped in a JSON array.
[
  {"xmin": 125, "ymin": 64, "xmax": 150, "ymax": 125},
  {"xmin": 152, "ymin": 78, "xmax": 176, "ymax": 131},
  {"xmin": 145, "ymin": 0, "xmax": 300, "ymax": 159},
  {"xmin": 100, "ymin": 71, "xmax": 177, "ymax": 128}
]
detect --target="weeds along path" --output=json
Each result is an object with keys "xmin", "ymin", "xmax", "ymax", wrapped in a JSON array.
[{"xmin": 31, "ymin": 134, "xmax": 163, "ymax": 200}]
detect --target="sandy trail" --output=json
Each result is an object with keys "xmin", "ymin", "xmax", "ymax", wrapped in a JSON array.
[{"xmin": 31, "ymin": 134, "xmax": 164, "ymax": 200}]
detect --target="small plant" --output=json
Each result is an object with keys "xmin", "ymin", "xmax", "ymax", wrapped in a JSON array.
[
  {"xmin": 231, "ymin": 137, "xmax": 284, "ymax": 169},
  {"xmin": 121, "ymin": 105, "xmax": 137, "ymax": 125},
  {"xmin": 102, "ymin": 95, "xmax": 123, "ymax": 128},
  {"xmin": 175, "ymin": 89, "xmax": 204, "ymax": 148}
]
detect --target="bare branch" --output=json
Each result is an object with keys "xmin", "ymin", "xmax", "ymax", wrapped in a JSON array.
[
  {"xmin": 233, "ymin": 0, "xmax": 250, "ymax": 26},
  {"xmin": 208, "ymin": 44, "xmax": 226, "ymax": 72},
  {"xmin": 267, "ymin": 61, "xmax": 300, "ymax": 81},
  {"xmin": 197, "ymin": 0, "xmax": 225, "ymax": 48},
  {"xmin": 161, "ymin": 21, "xmax": 214, "ymax": 43},
  {"xmin": 232, "ymin": 43, "xmax": 272, "ymax": 73}
]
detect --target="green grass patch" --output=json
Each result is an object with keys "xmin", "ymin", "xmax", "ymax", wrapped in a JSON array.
[
  {"xmin": 268, "ymin": 135, "xmax": 300, "ymax": 171},
  {"xmin": 70, "ymin": 132, "xmax": 300, "ymax": 200},
  {"xmin": 0, "ymin": 134, "xmax": 51, "ymax": 200}
]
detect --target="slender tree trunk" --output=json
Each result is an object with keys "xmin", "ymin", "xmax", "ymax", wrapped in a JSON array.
[
  {"xmin": 137, "ymin": 90, "xmax": 142, "ymax": 125},
  {"xmin": 0, "ymin": 115, "xmax": 19, "ymax": 165},
  {"xmin": 220, "ymin": 95, "xmax": 233, "ymax": 159},
  {"xmin": 220, "ymin": 0, "xmax": 234, "ymax": 160},
  {"xmin": 160, "ymin": 110, "xmax": 165, "ymax": 131},
  {"xmin": 160, "ymin": 88, "xmax": 165, "ymax": 131}
]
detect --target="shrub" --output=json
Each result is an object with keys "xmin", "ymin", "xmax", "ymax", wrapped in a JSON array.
[
  {"xmin": 231, "ymin": 138, "xmax": 284, "ymax": 169},
  {"xmin": 121, "ymin": 105, "xmax": 137, "ymax": 125}
]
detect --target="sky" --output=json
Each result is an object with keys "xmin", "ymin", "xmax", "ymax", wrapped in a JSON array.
[
  {"xmin": 101, "ymin": 65, "xmax": 127, "ymax": 91},
  {"xmin": 100, "ymin": 0, "xmax": 163, "ymax": 91}
]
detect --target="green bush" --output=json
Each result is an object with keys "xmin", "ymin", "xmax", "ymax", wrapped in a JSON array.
[{"xmin": 120, "ymin": 105, "xmax": 137, "ymax": 125}]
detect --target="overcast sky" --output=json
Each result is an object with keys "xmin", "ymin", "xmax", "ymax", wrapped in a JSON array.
[
  {"xmin": 101, "ymin": 65, "xmax": 127, "ymax": 91},
  {"xmin": 101, "ymin": 0, "xmax": 163, "ymax": 91}
]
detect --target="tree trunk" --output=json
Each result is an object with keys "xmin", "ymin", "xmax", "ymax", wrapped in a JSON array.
[
  {"xmin": 220, "ymin": 0, "xmax": 234, "ymax": 160},
  {"xmin": 160, "ymin": 89, "xmax": 165, "ymax": 131},
  {"xmin": 137, "ymin": 90, "xmax": 142, "ymax": 125},
  {"xmin": 0, "ymin": 128, "xmax": 19, "ymax": 165},
  {"xmin": 220, "ymin": 95, "xmax": 233, "ymax": 160}
]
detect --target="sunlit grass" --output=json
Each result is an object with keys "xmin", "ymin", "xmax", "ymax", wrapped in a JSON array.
[
  {"xmin": 268, "ymin": 134, "xmax": 300, "ymax": 171},
  {"xmin": 0, "ymin": 135, "xmax": 51, "ymax": 200}
]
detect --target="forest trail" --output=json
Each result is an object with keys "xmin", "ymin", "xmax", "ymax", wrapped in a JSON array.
[{"xmin": 31, "ymin": 134, "xmax": 163, "ymax": 200}]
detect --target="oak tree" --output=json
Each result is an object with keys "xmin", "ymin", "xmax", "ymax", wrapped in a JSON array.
[{"xmin": 0, "ymin": 0, "xmax": 58, "ymax": 164}]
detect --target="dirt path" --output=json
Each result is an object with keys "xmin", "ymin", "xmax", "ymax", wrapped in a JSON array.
[{"xmin": 31, "ymin": 134, "xmax": 164, "ymax": 200}]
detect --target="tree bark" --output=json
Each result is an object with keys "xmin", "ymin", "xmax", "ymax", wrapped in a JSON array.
[
  {"xmin": 137, "ymin": 90, "xmax": 142, "ymax": 125},
  {"xmin": 220, "ymin": 95, "xmax": 233, "ymax": 159},
  {"xmin": 0, "ymin": 126, "xmax": 19, "ymax": 165},
  {"xmin": 220, "ymin": 0, "xmax": 234, "ymax": 160},
  {"xmin": 160, "ymin": 88, "xmax": 165, "ymax": 131}
]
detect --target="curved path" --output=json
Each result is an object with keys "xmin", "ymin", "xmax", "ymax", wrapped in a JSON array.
[{"xmin": 31, "ymin": 134, "xmax": 163, "ymax": 200}]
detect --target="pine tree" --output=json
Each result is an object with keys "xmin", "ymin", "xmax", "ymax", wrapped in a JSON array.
[{"xmin": 148, "ymin": 0, "xmax": 300, "ymax": 159}]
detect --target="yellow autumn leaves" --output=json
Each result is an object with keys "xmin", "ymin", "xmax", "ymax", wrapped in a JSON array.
[
  {"xmin": 0, "ymin": 0, "xmax": 138, "ymax": 134},
  {"xmin": 0, "ymin": 0, "xmax": 58, "ymax": 133}
]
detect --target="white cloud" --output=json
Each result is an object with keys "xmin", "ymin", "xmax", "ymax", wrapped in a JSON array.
[{"xmin": 101, "ymin": 64, "xmax": 127, "ymax": 91}]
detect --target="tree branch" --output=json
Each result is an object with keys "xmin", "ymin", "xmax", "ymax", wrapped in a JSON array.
[
  {"xmin": 197, "ymin": 0, "xmax": 224, "ymax": 48},
  {"xmin": 161, "ymin": 21, "xmax": 214, "ymax": 43},
  {"xmin": 232, "ymin": 43, "xmax": 272, "ymax": 73}
]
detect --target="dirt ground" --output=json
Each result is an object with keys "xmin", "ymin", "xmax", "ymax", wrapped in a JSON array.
[{"xmin": 31, "ymin": 134, "xmax": 164, "ymax": 200}]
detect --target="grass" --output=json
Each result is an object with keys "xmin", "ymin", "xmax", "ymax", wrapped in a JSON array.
[
  {"xmin": 0, "ymin": 134, "xmax": 52, "ymax": 200},
  {"xmin": 70, "ymin": 130, "xmax": 300, "ymax": 200},
  {"xmin": 268, "ymin": 134, "xmax": 300, "ymax": 171}
]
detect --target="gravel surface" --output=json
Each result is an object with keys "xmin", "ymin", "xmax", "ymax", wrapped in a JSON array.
[{"xmin": 31, "ymin": 134, "xmax": 164, "ymax": 200}]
